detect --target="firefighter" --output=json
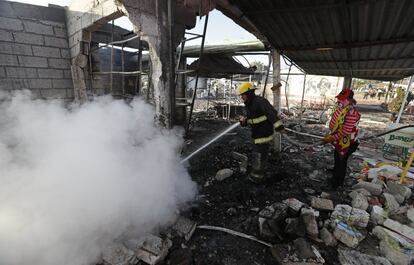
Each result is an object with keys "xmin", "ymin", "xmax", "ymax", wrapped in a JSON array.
[
  {"xmin": 238, "ymin": 82, "xmax": 284, "ymax": 183},
  {"xmin": 323, "ymin": 88, "xmax": 360, "ymax": 190}
]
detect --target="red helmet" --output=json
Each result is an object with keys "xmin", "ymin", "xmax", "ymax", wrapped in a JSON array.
[{"xmin": 336, "ymin": 88, "xmax": 354, "ymax": 101}]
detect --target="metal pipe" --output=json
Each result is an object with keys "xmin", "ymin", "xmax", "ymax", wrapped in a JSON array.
[
  {"xmin": 186, "ymin": 14, "xmax": 209, "ymax": 133},
  {"xmin": 90, "ymin": 35, "xmax": 140, "ymax": 52},
  {"xmin": 396, "ymin": 75, "xmax": 414, "ymax": 123},
  {"xmin": 261, "ymin": 53, "xmax": 272, "ymax": 97},
  {"xmin": 110, "ymin": 19, "xmax": 114, "ymax": 94},
  {"xmin": 299, "ymin": 74, "xmax": 307, "ymax": 124}
]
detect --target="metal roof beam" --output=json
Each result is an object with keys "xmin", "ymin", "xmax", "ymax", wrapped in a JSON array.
[
  {"xmin": 278, "ymin": 37, "xmax": 414, "ymax": 51},
  {"xmin": 294, "ymin": 56, "xmax": 414, "ymax": 63}
]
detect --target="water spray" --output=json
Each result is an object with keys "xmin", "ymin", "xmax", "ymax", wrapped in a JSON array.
[{"xmin": 181, "ymin": 123, "xmax": 240, "ymax": 164}]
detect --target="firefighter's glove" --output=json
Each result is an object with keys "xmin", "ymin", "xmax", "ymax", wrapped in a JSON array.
[
  {"xmin": 239, "ymin": 116, "xmax": 247, "ymax": 127},
  {"xmin": 322, "ymin": 134, "xmax": 335, "ymax": 143}
]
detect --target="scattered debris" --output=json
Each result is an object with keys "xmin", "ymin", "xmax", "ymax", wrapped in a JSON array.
[
  {"xmin": 171, "ymin": 216, "xmax": 197, "ymax": 241},
  {"xmin": 352, "ymin": 181, "xmax": 383, "ymax": 196},
  {"xmin": 351, "ymin": 192, "xmax": 369, "ymax": 211},
  {"xmin": 333, "ymin": 222, "xmax": 365, "ymax": 248},
  {"xmin": 215, "ymin": 168, "xmax": 234, "ymax": 181},
  {"xmin": 132, "ymin": 235, "xmax": 173, "ymax": 265},
  {"xmin": 311, "ymin": 197, "xmax": 334, "ymax": 211},
  {"xmin": 331, "ymin": 204, "xmax": 370, "ymax": 228},
  {"xmin": 319, "ymin": 227, "xmax": 337, "ymax": 247},
  {"xmin": 383, "ymin": 193, "xmax": 400, "ymax": 214},
  {"xmin": 101, "ymin": 243, "xmax": 136, "ymax": 265},
  {"xmin": 370, "ymin": 206, "xmax": 387, "ymax": 225},
  {"xmin": 337, "ymin": 249, "xmax": 392, "ymax": 265},
  {"xmin": 301, "ymin": 207, "xmax": 319, "ymax": 238}
]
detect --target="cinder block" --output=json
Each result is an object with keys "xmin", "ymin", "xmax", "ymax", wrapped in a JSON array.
[
  {"xmin": 0, "ymin": 67, "xmax": 5, "ymax": 78},
  {"xmin": 48, "ymin": 58, "xmax": 70, "ymax": 69},
  {"xmin": 0, "ymin": 42, "xmax": 32, "ymax": 55},
  {"xmin": 23, "ymin": 20, "xmax": 53, "ymax": 35},
  {"xmin": 52, "ymin": 79, "xmax": 73, "ymax": 88},
  {"xmin": 0, "ymin": 17, "xmax": 23, "ymax": 31},
  {"xmin": 18, "ymin": 56, "xmax": 48, "ymax": 68},
  {"xmin": 54, "ymin": 27, "xmax": 67, "ymax": 38},
  {"xmin": 60, "ymin": 49, "xmax": 70, "ymax": 58},
  {"xmin": 37, "ymin": 88, "xmax": 66, "ymax": 99},
  {"xmin": 44, "ymin": 36, "xmax": 68, "ymax": 48},
  {"xmin": 13, "ymin": 32, "xmax": 43, "ymax": 45},
  {"xmin": 32, "ymin": 46, "xmax": 60, "ymax": 58},
  {"xmin": 29, "ymin": 78, "xmax": 52, "ymax": 89},
  {"xmin": 38, "ymin": 68, "xmax": 63, "ymax": 78},
  {"xmin": 63, "ymin": 69, "xmax": 72, "ymax": 78},
  {"xmin": 6, "ymin": 67, "xmax": 37, "ymax": 78},
  {"xmin": 10, "ymin": 79, "xmax": 30, "ymax": 89},
  {"xmin": 0, "ymin": 54, "xmax": 19, "ymax": 66},
  {"xmin": 40, "ymin": 20, "xmax": 65, "ymax": 28},
  {"xmin": 0, "ymin": 30, "xmax": 13, "ymax": 41},
  {"xmin": 0, "ymin": 1, "xmax": 16, "ymax": 18},
  {"xmin": 0, "ymin": 79, "xmax": 15, "ymax": 90}
]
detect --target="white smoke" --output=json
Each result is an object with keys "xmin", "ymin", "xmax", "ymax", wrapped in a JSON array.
[{"xmin": 0, "ymin": 91, "xmax": 197, "ymax": 265}]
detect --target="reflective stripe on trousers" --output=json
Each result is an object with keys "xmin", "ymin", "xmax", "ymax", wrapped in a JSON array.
[
  {"xmin": 254, "ymin": 135, "xmax": 273, "ymax": 144},
  {"xmin": 247, "ymin": 115, "xmax": 267, "ymax": 124}
]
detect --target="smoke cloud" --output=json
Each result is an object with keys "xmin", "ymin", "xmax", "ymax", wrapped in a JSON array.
[{"xmin": 0, "ymin": 91, "xmax": 196, "ymax": 265}]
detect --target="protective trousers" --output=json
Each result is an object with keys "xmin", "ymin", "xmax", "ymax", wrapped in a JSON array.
[
  {"xmin": 332, "ymin": 142, "xmax": 359, "ymax": 189},
  {"xmin": 250, "ymin": 143, "xmax": 270, "ymax": 182}
]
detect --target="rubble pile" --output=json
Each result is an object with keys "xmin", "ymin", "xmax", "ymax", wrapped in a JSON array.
[
  {"xmin": 254, "ymin": 161, "xmax": 414, "ymax": 264},
  {"xmin": 98, "ymin": 216, "xmax": 196, "ymax": 265}
]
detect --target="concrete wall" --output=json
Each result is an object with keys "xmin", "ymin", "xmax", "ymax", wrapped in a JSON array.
[{"xmin": 0, "ymin": 0, "xmax": 73, "ymax": 99}]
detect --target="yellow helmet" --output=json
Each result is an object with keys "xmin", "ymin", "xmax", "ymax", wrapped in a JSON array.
[{"xmin": 238, "ymin": 82, "xmax": 255, "ymax": 95}]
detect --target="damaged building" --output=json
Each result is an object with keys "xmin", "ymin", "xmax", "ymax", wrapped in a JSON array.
[{"xmin": 1, "ymin": 0, "xmax": 414, "ymax": 264}]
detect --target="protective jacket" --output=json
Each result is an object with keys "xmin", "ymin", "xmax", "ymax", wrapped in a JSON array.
[{"xmin": 244, "ymin": 94, "xmax": 282, "ymax": 144}]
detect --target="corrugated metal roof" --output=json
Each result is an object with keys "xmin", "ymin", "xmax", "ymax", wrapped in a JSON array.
[{"xmin": 217, "ymin": 0, "xmax": 414, "ymax": 81}]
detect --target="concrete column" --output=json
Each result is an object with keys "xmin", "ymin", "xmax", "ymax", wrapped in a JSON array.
[
  {"xmin": 343, "ymin": 76, "xmax": 352, "ymax": 90},
  {"xmin": 122, "ymin": 0, "xmax": 176, "ymax": 128},
  {"xmin": 271, "ymin": 49, "xmax": 281, "ymax": 152}
]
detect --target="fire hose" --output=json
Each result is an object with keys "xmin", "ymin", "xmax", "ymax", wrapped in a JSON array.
[{"xmin": 283, "ymin": 124, "xmax": 414, "ymax": 148}]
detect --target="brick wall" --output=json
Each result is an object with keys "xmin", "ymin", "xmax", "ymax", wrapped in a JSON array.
[{"xmin": 0, "ymin": 0, "xmax": 73, "ymax": 99}]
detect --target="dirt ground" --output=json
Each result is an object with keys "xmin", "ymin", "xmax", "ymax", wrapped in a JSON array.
[{"xmin": 166, "ymin": 103, "xmax": 410, "ymax": 265}]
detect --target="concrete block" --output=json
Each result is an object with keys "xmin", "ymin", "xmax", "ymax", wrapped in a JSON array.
[
  {"xmin": 301, "ymin": 208, "xmax": 319, "ymax": 238},
  {"xmin": 349, "ymin": 188, "xmax": 371, "ymax": 200},
  {"xmin": 48, "ymin": 58, "xmax": 70, "ymax": 69},
  {"xmin": 383, "ymin": 218, "xmax": 414, "ymax": 241},
  {"xmin": 383, "ymin": 193, "xmax": 400, "ymax": 214},
  {"xmin": 215, "ymin": 168, "xmax": 233, "ymax": 181},
  {"xmin": 23, "ymin": 20, "xmax": 53, "ymax": 35},
  {"xmin": 32, "ymin": 46, "xmax": 60, "ymax": 58},
  {"xmin": 125, "ymin": 235, "xmax": 172, "ymax": 265},
  {"xmin": 311, "ymin": 197, "xmax": 334, "ymax": 211},
  {"xmin": 0, "ymin": 1, "xmax": 15, "ymax": 18},
  {"xmin": 320, "ymin": 227, "xmax": 337, "ymax": 246},
  {"xmin": 0, "ymin": 67, "xmax": 5, "ymax": 78},
  {"xmin": 331, "ymin": 204, "xmax": 370, "ymax": 228},
  {"xmin": 0, "ymin": 17, "xmax": 23, "ymax": 31},
  {"xmin": 60, "ymin": 49, "xmax": 70, "ymax": 59},
  {"xmin": 338, "ymin": 249, "xmax": 392, "ymax": 265},
  {"xmin": 18, "ymin": 56, "xmax": 48, "ymax": 68},
  {"xmin": 0, "ymin": 42, "xmax": 32, "ymax": 55},
  {"xmin": 387, "ymin": 181, "xmax": 412, "ymax": 201},
  {"xmin": 10, "ymin": 79, "xmax": 30, "ymax": 89},
  {"xmin": 352, "ymin": 181, "xmax": 383, "ymax": 195},
  {"xmin": 0, "ymin": 54, "xmax": 18, "ymax": 66},
  {"xmin": 52, "ymin": 79, "xmax": 72, "ymax": 88},
  {"xmin": 54, "ymin": 27, "xmax": 67, "ymax": 38},
  {"xmin": 0, "ymin": 30, "xmax": 13, "ymax": 41},
  {"xmin": 171, "ymin": 216, "xmax": 197, "ymax": 241},
  {"xmin": 407, "ymin": 208, "xmax": 414, "ymax": 223},
  {"xmin": 0, "ymin": 79, "xmax": 14, "ymax": 90},
  {"xmin": 63, "ymin": 69, "xmax": 72, "ymax": 78},
  {"xmin": 6, "ymin": 67, "xmax": 37, "ymax": 78},
  {"xmin": 36, "ymin": 88, "xmax": 66, "ymax": 99},
  {"xmin": 333, "ymin": 222, "xmax": 365, "ymax": 248},
  {"xmin": 379, "ymin": 240, "xmax": 413, "ymax": 265},
  {"xmin": 101, "ymin": 243, "xmax": 135, "ymax": 265},
  {"xmin": 13, "ymin": 32, "xmax": 44, "ymax": 45},
  {"xmin": 38, "ymin": 68, "xmax": 63, "ymax": 79},
  {"xmin": 28, "ymin": 79, "xmax": 52, "ymax": 89},
  {"xmin": 351, "ymin": 193, "xmax": 369, "ymax": 211},
  {"xmin": 40, "ymin": 20, "xmax": 66, "ymax": 28},
  {"xmin": 370, "ymin": 206, "xmax": 387, "ymax": 225},
  {"xmin": 283, "ymin": 198, "xmax": 304, "ymax": 214},
  {"xmin": 44, "ymin": 36, "xmax": 68, "ymax": 48}
]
